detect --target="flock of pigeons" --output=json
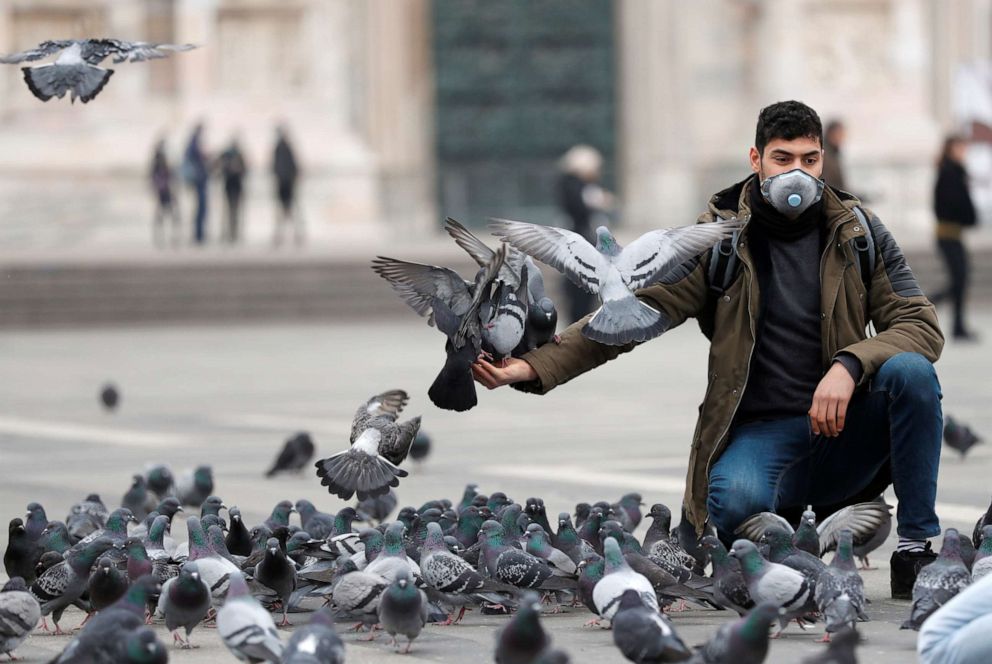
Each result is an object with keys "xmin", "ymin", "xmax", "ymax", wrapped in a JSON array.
[{"xmin": 4, "ymin": 387, "xmax": 991, "ymax": 663}]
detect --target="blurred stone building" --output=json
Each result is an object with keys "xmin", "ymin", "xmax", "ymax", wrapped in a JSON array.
[{"xmin": 0, "ymin": 0, "xmax": 989, "ymax": 248}]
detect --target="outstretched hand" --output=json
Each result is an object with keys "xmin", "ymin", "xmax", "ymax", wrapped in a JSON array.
[{"xmin": 471, "ymin": 357, "xmax": 537, "ymax": 390}]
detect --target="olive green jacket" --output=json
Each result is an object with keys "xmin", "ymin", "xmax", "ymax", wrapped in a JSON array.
[{"xmin": 515, "ymin": 176, "xmax": 944, "ymax": 533}]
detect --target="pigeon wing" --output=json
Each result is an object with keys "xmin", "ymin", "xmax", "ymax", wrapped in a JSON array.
[
  {"xmin": 83, "ymin": 39, "xmax": 197, "ymax": 64},
  {"xmin": 735, "ymin": 512, "xmax": 795, "ymax": 542},
  {"xmin": 315, "ymin": 446, "xmax": 408, "ymax": 502},
  {"xmin": 371, "ymin": 257, "xmax": 474, "ymax": 318},
  {"xmin": 817, "ymin": 501, "xmax": 893, "ymax": 555},
  {"xmin": 444, "ymin": 217, "xmax": 526, "ymax": 287},
  {"xmin": 489, "ymin": 218, "xmax": 606, "ymax": 294},
  {"xmin": 351, "ymin": 390, "xmax": 409, "ymax": 440},
  {"xmin": 0, "ymin": 40, "xmax": 73, "ymax": 64},
  {"xmin": 614, "ymin": 217, "xmax": 742, "ymax": 291}
]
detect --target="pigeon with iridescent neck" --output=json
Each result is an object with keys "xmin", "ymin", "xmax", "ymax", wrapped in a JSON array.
[
  {"xmin": 728, "ymin": 539, "xmax": 815, "ymax": 636},
  {"xmin": 815, "ymin": 529, "xmax": 868, "ymax": 641},
  {"xmin": 263, "ymin": 500, "xmax": 295, "ymax": 530},
  {"xmin": 24, "ymin": 502, "xmax": 48, "ymax": 543},
  {"xmin": 611, "ymin": 589, "xmax": 692, "ymax": 663},
  {"xmin": 700, "ymin": 536, "xmax": 753, "ymax": 616},
  {"xmin": 593, "ymin": 537, "xmax": 658, "ymax": 622},
  {"xmin": 688, "ymin": 602, "xmax": 782, "ymax": 664},
  {"xmin": 31, "ymin": 536, "xmax": 115, "ymax": 634},
  {"xmin": 378, "ymin": 567, "xmax": 427, "ymax": 653},
  {"xmin": 177, "ymin": 465, "xmax": 214, "ymax": 508},
  {"xmin": 420, "ymin": 522, "xmax": 503, "ymax": 624},
  {"xmin": 479, "ymin": 521, "xmax": 553, "ymax": 589},
  {"xmin": 316, "ymin": 390, "xmax": 421, "ymax": 500},
  {"xmin": 186, "ymin": 516, "xmax": 239, "ymax": 604},
  {"xmin": 158, "ymin": 562, "xmax": 210, "ymax": 648},
  {"xmin": 973, "ymin": 526, "xmax": 992, "ymax": 581},
  {"xmin": 364, "ymin": 522, "xmax": 421, "ymax": 584},
  {"xmin": 490, "ymin": 216, "xmax": 742, "ymax": 344}
]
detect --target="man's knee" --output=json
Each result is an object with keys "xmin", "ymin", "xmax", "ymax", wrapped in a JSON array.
[
  {"xmin": 875, "ymin": 352, "xmax": 941, "ymax": 404},
  {"xmin": 707, "ymin": 478, "xmax": 774, "ymax": 544}
]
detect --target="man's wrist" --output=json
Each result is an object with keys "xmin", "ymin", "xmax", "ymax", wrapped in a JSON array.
[{"xmin": 833, "ymin": 353, "xmax": 863, "ymax": 384}]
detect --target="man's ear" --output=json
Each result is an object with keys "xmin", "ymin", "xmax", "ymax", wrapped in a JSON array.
[{"xmin": 749, "ymin": 146, "xmax": 761, "ymax": 175}]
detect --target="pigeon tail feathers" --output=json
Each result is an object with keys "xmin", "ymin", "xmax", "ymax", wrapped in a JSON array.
[{"xmin": 582, "ymin": 295, "xmax": 671, "ymax": 345}]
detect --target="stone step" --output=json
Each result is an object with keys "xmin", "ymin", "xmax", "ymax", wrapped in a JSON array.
[{"xmin": 0, "ymin": 250, "xmax": 987, "ymax": 328}]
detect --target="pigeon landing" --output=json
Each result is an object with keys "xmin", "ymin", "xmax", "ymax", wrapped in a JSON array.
[
  {"xmin": 0, "ymin": 40, "xmax": 197, "ymax": 103},
  {"xmin": 314, "ymin": 389, "xmax": 421, "ymax": 500},
  {"xmin": 490, "ymin": 216, "xmax": 742, "ymax": 345},
  {"xmin": 371, "ymin": 243, "xmax": 505, "ymax": 411}
]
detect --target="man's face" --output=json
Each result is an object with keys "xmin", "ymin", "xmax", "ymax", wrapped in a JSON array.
[{"xmin": 749, "ymin": 136, "xmax": 824, "ymax": 181}]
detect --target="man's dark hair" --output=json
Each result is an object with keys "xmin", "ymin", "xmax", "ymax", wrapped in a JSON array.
[{"xmin": 755, "ymin": 101, "xmax": 823, "ymax": 154}]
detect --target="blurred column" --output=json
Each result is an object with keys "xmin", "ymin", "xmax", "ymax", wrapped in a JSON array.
[
  {"xmin": 362, "ymin": 0, "xmax": 436, "ymax": 235},
  {"xmin": 618, "ymin": 0, "xmax": 699, "ymax": 230}
]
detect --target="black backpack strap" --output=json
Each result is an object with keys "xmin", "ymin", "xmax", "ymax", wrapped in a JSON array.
[
  {"xmin": 849, "ymin": 206, "xmax": 875, "ymax": 293},
  {"xmin": 707, "ymin": 228, "xmax": 740, "ymax": 295}
]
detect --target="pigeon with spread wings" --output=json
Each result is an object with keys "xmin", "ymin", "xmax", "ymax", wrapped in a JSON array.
[
  {"xmin": 371, "ymin": 243, "xmax": 505, "ymax": 411},
  {"xmin": 315, "ymin": 390, "xmax": 421, "ymax": 501},
  {"xmin": 0, "ymin": 39, "xmax": 197, "ymax": 104},
  {"xmin": 490, "ymin": 217, "xmax": 742, "ymax": 345}
]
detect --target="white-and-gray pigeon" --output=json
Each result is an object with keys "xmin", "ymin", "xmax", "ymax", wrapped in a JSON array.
[
  {"xmin": 315, "ymin": 390, "xmax": 421, "ymax": 501},
  {"xmin": 611, "ymin": 588, "xmax": 692, "ymax": 662},
  {"xmin": 729, "ymin": 539, "xmax": 815, "ymax": 635},
  {"xmin": 0, "ymin": 578, "xmax": 40, "ymax": 661},
  {"xmin": 490, "ymin": 216, "xmax": 742, "ymax": 345},
  {"xmin": 0, "ymin": 39, "xmax": 196, "ymax": 103},
  {"xmin": 217, "ymin": 571, "xmax": 283, "ymax": 663},
  {"xmin": 593, "ymin": 537, "xmax": 658, "ymax": 622},
  {"xmin": 281, "ymin": 606, "xmax": 345, "ymax": 664},
  {"xmin": 814, "ymin": 529, "xmax": 868, "ymax": 641},
  {"xmin": 902, "ymin": 528, "xmax": 971, "ymax": 630}
]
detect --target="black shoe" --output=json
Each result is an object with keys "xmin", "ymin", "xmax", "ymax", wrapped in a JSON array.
[{"xmin": 890, "ymin": 543, "xmax": 937, "ymax": 599}]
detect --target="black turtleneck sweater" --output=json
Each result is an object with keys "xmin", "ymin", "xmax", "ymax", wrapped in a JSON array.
[{"xmin": 735, "ymin": 179, "xmax": 826, "ymax": 424}]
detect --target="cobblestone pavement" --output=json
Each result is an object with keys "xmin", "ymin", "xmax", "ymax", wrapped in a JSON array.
[{"xmin": 1, "ymin": 311, "xmax": 990, "ymax": 662}]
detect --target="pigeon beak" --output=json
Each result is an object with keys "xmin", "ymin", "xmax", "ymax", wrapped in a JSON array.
[
  {"xmin": 221, "ymin": 504, "xmax": 228, "ymax": 511},
  {"xmin": 176, "ymin": 507, "xmax": 184, "ymax": 513},
  {"xmin": 147, "ymin": 644, "xmax": 156, "ymax": 654},
  {"xmin": 191, "ymin": 572, "xmax": 200, "ymax": 581},
  {"xmin": 269, "ymin": 547, "xmax": 278, "ymax": 554}
]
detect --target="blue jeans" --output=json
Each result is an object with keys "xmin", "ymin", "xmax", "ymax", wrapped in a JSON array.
[{"xmin": 708, "ymin": 352, "xmax": 942, "ymax": 544}]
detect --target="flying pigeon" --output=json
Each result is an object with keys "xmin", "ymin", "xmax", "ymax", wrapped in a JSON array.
[
  {"xmin": 217, "ymin": 572, "xmax": 284, "ymax": 662},
  {"xmin": 378, "ymin": 567, "xmax": 428, "ymax": 653},
  {"xmin": 734, "ymin": 499, "xmax": 893, "ymax": 557},
  {"xmin": 0, "ymin": 578, "xmax": 40, "ymax": 661},
  {"xmin": 728, "ymin": 539, "xmax": 815, "ymax": 635},
  {"xmin": 281, "ymin": 606, "xmax": 345, "ymax": 664},
  {"xmin": 371, "ymin": 243, "xmax": 505, "ymax": 411},
  {"xmin": 490, "ymin": 216, "xmax": 742, "ymax": 344},
  {"xmin": 814, "ymin": 530, "xmax": 868, "ymax": 641},
  {"xmin": 315, "ymin": 389, "xmax": 421, "ymax": 500},
  {"xmin": 0, "ymin": 39, "xmax": 197, "ymax": 104},
  {"xmin": 687, "ymin": 602, "xmax": 782, "ymax": 664},
  {"xmin": 943, "ymin": 415, "xmax": 982, "ymax": 458},
  {"xmin": 265, "ymin": 431, "xmax": 316, "ymax": 477},
  {"xmin": 100, "ymin": 382, "xmax": 120, "ymax": 411},
  {"xmin": 611, "ymin": 589, "xmax": 692, "ymax": 663},
  {"xmin": 480, "ymin": 269, "xmax": 530, "ymax": 365},
  {"xmin": 902, "ymin": 528, "xmax": 972, "ymax": 630}
]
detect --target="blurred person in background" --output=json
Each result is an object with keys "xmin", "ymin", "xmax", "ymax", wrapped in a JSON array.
[
  {"xmin": 822, "ymin": 119, "xmax": 848, "ymax": 192},
  {"xmin": 272, "ymin": 124, "xmax": 303, "ymax": 247},
  {"xmin": 182, "ymin": 123, "xmax": 210, "ymax": 245},
  {"xmin": 150, "ymin": 138, "xmax": 180, "ymax": 248},
  {"xmin": 218, "ymin": 136, "xmax": 248, "ymax": 244},
  {"xmin": 556, "ymin": 144, "xmax": 614, "ymax": 322},
  {"xmin": 932, "ymin": 134, "xmax": 978, "ymax": 341}
]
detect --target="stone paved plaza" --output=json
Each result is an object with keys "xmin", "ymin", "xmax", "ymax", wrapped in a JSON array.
[{"xmin": 1, "ymin": 309, "xmax": 990, "ymax": 662}]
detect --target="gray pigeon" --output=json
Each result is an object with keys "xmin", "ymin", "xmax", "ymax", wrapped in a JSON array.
[
  {"xmin": 799, "ymin": 627, "xmax": 860, "ymax": 664},
  {"xmin": 329, "ymin": 559, "xmax": 388, "ymax": 626},
  {"xmin": 0, "ymin": 578, "xmax": 40, "ymax": 661},
  {"xmin": 481, "ymin": 268, "xmax": 530, "ymax": 364},
  {"xmin": 0, "ymin": 39, "xmax": 196, "ymax": 103},
  {"xmin": 100, "ymin": 382, "xmax": 120, "ymax": 411},
  {"xmin": 158, "ymin": 561, "xmax": 211, "ymax": 648},
  {"xmin": 701, "ymin": 536, "xmax": 753, "ymax": 616},
  {"xmin": 420, "ymin": 521, "xmax": 493, "ymax": 624},
  {"xmin": 490, "ymin": 216, "xmax": 742, "ymax": 344},
  {"xmin": 265, "ymin": 432, "xmax": 316, "ymax": 477},
  {"xmin": 494, "ymin": 592, "xmax": 551, "ymax": 664},
  {"xmin": 145, "ymin": 464, "xmax": 176, "ymax": 500},
  {"xmin": 943, "ymin": 415, "xmax": 982, "ymax": 458},
  {"xmin": 282, "ymin": 606, "xmax": 345, "ymax": 664},
  {"xmin": 728, "ymin": 539, "xmax": 815, "ymax": 635},
  {"xmin": 973, "ymin": 526, "xmax": 992, "ymax": 581},
  {"xmin": 176, "ymin": 465, "xmax": 214, "ymax": 508},
  {"xmin": 121, "ymin": 474, "xmax": 155, "ymax": 521},
  {"xmin": 315, "ymin": 390, "xmax": 421, "ymax": 500},
  {"xmin": 902, "ymin": 528, "xmax": 972, "ymax": 630},
  {"xmin": 973, "ymin": 496, "xmax": 992, "ymax": 548},
  {"xmin": 734, "ymin": 500, "xmax": 892, "ymax": 558},
  {"xmin": 217, "ymin": 571, "xmax": 283, "ymax": 662},
  {"xmin": 378, "ymin": 567, "xmax": 428, "ymax": 653},
  {"xmin": 688, "ymin": 602, "xmax": 782, "ymax": 664},
  {"xmin": 479, "ymin": 521, "xmax": 554, "ymax": 589},
  {"xmin": 371, "ymin": 244, "xmax": 505, "ymax": 412},
  {"xmin": 31, "ymin": 536, "xmax": 115, "ymax": 633},
  {"xmin": 611, "ymin": 589, "xmax": 692, "ymax": 662},
  {"xmin": 87, "ymin": 554, "xmax": 129, "ymax": 612},
  {"xmin": 66, "ymin": 493, "xmax": 109, "ymax": 541},
  {"xmin": 814, "ymin": 530, "xmax": 868, "ymax": 641},
  {"xmin": 594, "ymin": 538, "xmax": 658, "ymax": 622}
]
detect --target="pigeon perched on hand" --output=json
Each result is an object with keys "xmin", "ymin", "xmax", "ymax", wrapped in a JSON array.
[
  {"xmin": 372, "ymin": 243, "xmax": 505, "ymax": 411},
  {"xmin": 943, "ymin": 415, "xmax": 982, "ymax": 458},
  {"xmin": 265, "ymin": 432, "xmax": 316, "ymax": 477},
  {"xmin": 0, "ymin": 39, "xmax": 197, "ymax": 103},
  {"xmin": 315, "ymin": 389, "xmax": 421, "ymax": 500},
  {"xmin": 0, "ymin": 578, "xmax": 40, "ymax": 661},
  {"xmin": 490, "ymin": 216, "xmax": 742, "ymax": 344}
]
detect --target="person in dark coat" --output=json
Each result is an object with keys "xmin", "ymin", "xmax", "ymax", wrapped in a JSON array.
[
  {"xmin": 933, "ymin": 134, "xmax": 977, "ymax": 340},
  {"xmin": 272, "ymin": 124, "xmax": 303, "ymax": 247},
  {"xmin": 182, "ymin": 123, "xmax": 209, "ymax": 245},
  {"xmin": 556, "ymin": 145, "xmax": 613, "ymax": 323},
  {"xmin": 218, "ymin": 138, "xmax": 247, "ymax": 244},
  {"xmin": 150, "ymin": 138, "xmax": 180, "ymax": 248}
]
